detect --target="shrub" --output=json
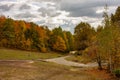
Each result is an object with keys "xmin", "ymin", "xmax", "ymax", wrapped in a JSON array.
[{"xmin": 113, "ymin": 69, "xmax": 120, "ymax": 78}]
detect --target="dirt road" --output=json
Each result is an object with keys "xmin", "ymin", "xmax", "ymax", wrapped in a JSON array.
[{"xmin": 45, "ymin": 56, "xmax": 98, "ymax": 67}]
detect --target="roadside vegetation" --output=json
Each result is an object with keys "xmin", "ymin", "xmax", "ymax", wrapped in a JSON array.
[{"xmin": 66, "ymin": 55, "xmax": 92, "ymax": 64}]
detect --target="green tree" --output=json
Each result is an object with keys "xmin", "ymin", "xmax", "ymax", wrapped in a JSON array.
[
  {"xmin": 97, "ymin": 6, "xmax": 120, "ymax": 72},
  {"xmin": 64, "ymin": 31, "xmax": 74, "ymax": 51},
  {"xmin": 52, "ymin": 27, "xmax": 64, "ymax": 38},
  {"xmin": 2, "ymin": 18, "xmax": 15, "ymax": 47},
  {"xmin": 96, "ymin": 5, "xmax": 112, "ymax": 71},
  {"xmin": 111, "ymin": 6, "xmax": 120, "ymax": 23}
]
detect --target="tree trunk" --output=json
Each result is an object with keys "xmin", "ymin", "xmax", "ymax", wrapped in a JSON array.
[
  {"xmin": 107, "ymin": 54, "xmax": 113, "ymax": 73},
  {"xmin": 109, "ymin": 54, "xmax": 112, "ymax": 73},
  {"xmin": 97, "ymin": 56, "xmax": 102, "ymax": 70}
]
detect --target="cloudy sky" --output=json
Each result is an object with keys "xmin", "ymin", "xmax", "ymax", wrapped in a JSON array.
[{"xmin": 0, "ymin": 0, "xmax": 120, "ymax": 32}]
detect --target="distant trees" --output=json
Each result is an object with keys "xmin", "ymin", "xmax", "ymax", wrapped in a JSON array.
[
  {"xmin": 53, "ymin": 36, "xmax": 66, "ymax": 52},
  {"xmin": 48, "ymin": 27, "xmax": 74, "ymax": 52},
  {"xmin": 1, "ymin": 18, "xmax": 15, "ymax": 47},
  {"xmin": 0, "ymin": 17, "xmax": 74, "ymax": 53},
  {"xmin": 64, "ymin": 31, "xmax": 74, "ymax": 51},
  {"xmin": 74, "ymin": 22, "xmax": 95, "ymax": 51}
]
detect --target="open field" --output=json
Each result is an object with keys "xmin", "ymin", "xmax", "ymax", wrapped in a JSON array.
[
  {"xmin": 0, "ymin": 48, "xmax": 63, "ymax": 60},
  {"xmin": 0, "ymin": 49, "xmax": 114, "ymax": 80},
  {"xmin": 0, "ymin": 60, "xmax": 112, "ymax": 80}
]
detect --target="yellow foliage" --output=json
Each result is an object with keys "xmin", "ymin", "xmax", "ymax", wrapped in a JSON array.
[
  {"xmin": 25, "ymin": 39, "xmax": 31, "ymax": 49},
  {"xmin": 53, "ymin": 36, "xmax": 66, "ymax": 52}
]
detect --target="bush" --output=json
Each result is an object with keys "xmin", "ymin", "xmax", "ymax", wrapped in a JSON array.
[{"xmin": 113, "ymin": 69, "xmax": 120, "ymax": 78}]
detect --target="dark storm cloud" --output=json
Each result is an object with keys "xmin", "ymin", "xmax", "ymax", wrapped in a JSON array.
[
  {"xmin": 66, "ymin": 6, "xmax": 101, "ymax": 17},
  {"xmin": 19, "ymin": 4, "xmax": 31, "ymax": 10},
  {"xmin": 60, "ymin": 0, "xmax": 120, "ymax": 17},
  {"xmin": 0, "ymin": 4, "xmax": 14, "ymax": 11},
  {"xmin": 14, "ymin": 12, "xmax": 36, "ymax": 18}
]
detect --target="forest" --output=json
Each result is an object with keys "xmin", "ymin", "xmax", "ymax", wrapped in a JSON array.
[
  {"xmin": 0, "ymin": 15, "xmax": 74, "ymax": 53},
  {"xmin": 0, "ymin": 6, "xmax": 120, "ymax": 77}
]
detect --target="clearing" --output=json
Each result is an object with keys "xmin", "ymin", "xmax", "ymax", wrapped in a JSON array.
[{"xmin": 0, "ymin": 49, "xmax": 114, "ymax": 80}]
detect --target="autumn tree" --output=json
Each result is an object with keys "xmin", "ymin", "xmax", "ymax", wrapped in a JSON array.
[
  {"xmin": 53, "ymin": 36, "xmax": 66, "ymax": 52},
  {"xmin": 49, "ymin": 27, "xmax": 66, "ymax": 52},
  {"xmin": 74, "ymin": 22, "xmax": 95, "ymax": 51},
  {"xmin": 0, "ymin": 16, "xmax": 72, "ymax": 53},
  {"xmin": 14, "ymin": 21, "xmax": 27, "ymax": 49},
  {"xmin": 64, "ymin": 31, "xmax": 74, "ymax": 52},
  {"xmin": 1, "ymin": 18, "xmax": 15, "ymax": 47},
  {"xmin": 96, "ymin": 6, "xmax": 120, "ymax": 72},
  {"xmin": 36, "ymin": 26, "xmax": 48, "ymax": 52},
  {"xmin": 0, "ymin": 16, "xmax": 6, "ymax": 46}
]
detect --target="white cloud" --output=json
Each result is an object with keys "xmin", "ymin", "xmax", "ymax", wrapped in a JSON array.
[
  {"xmin": 96, "ymin": 7, "xmax": 104, "ymax": 14},
  {"xmin": 0, "ymin": 0, "xmax": 119, "ymax": 33}
]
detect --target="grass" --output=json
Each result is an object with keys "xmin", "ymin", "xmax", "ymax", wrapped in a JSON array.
[
  {"xmin": 0, "ymin": 61, "xmax": 98, "ymax": 80},
  {"xmin": 0, "ymin": 48, "xmax": 63, "ymax": 60},
  {"xmin": 66, "ymin": 55, "xmax": 92, "ymax": 64},
  {"xmin": 0, "ymin": 49, "xmax": 113, "ymax": 80}
]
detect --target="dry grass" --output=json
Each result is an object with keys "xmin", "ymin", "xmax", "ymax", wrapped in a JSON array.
[
  {"xmin": 0, "ymin": 49, "xmax": 114, "ymax": 80},
  {"xmin": 0, "ymin": 61, "xmax": 100, "ymax": 80},
  {"xmin": 66, "ymin": 55, "xmax": 92, "ymax": 64}
]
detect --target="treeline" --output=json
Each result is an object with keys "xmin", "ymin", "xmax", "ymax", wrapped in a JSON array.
[
  {"xmin": 74, "ymin": 6, "xmax": 120, "ymax": 73},
  {"xmin": 0, "ymin": 16, "xmax": 74, "ymax": 53}
]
